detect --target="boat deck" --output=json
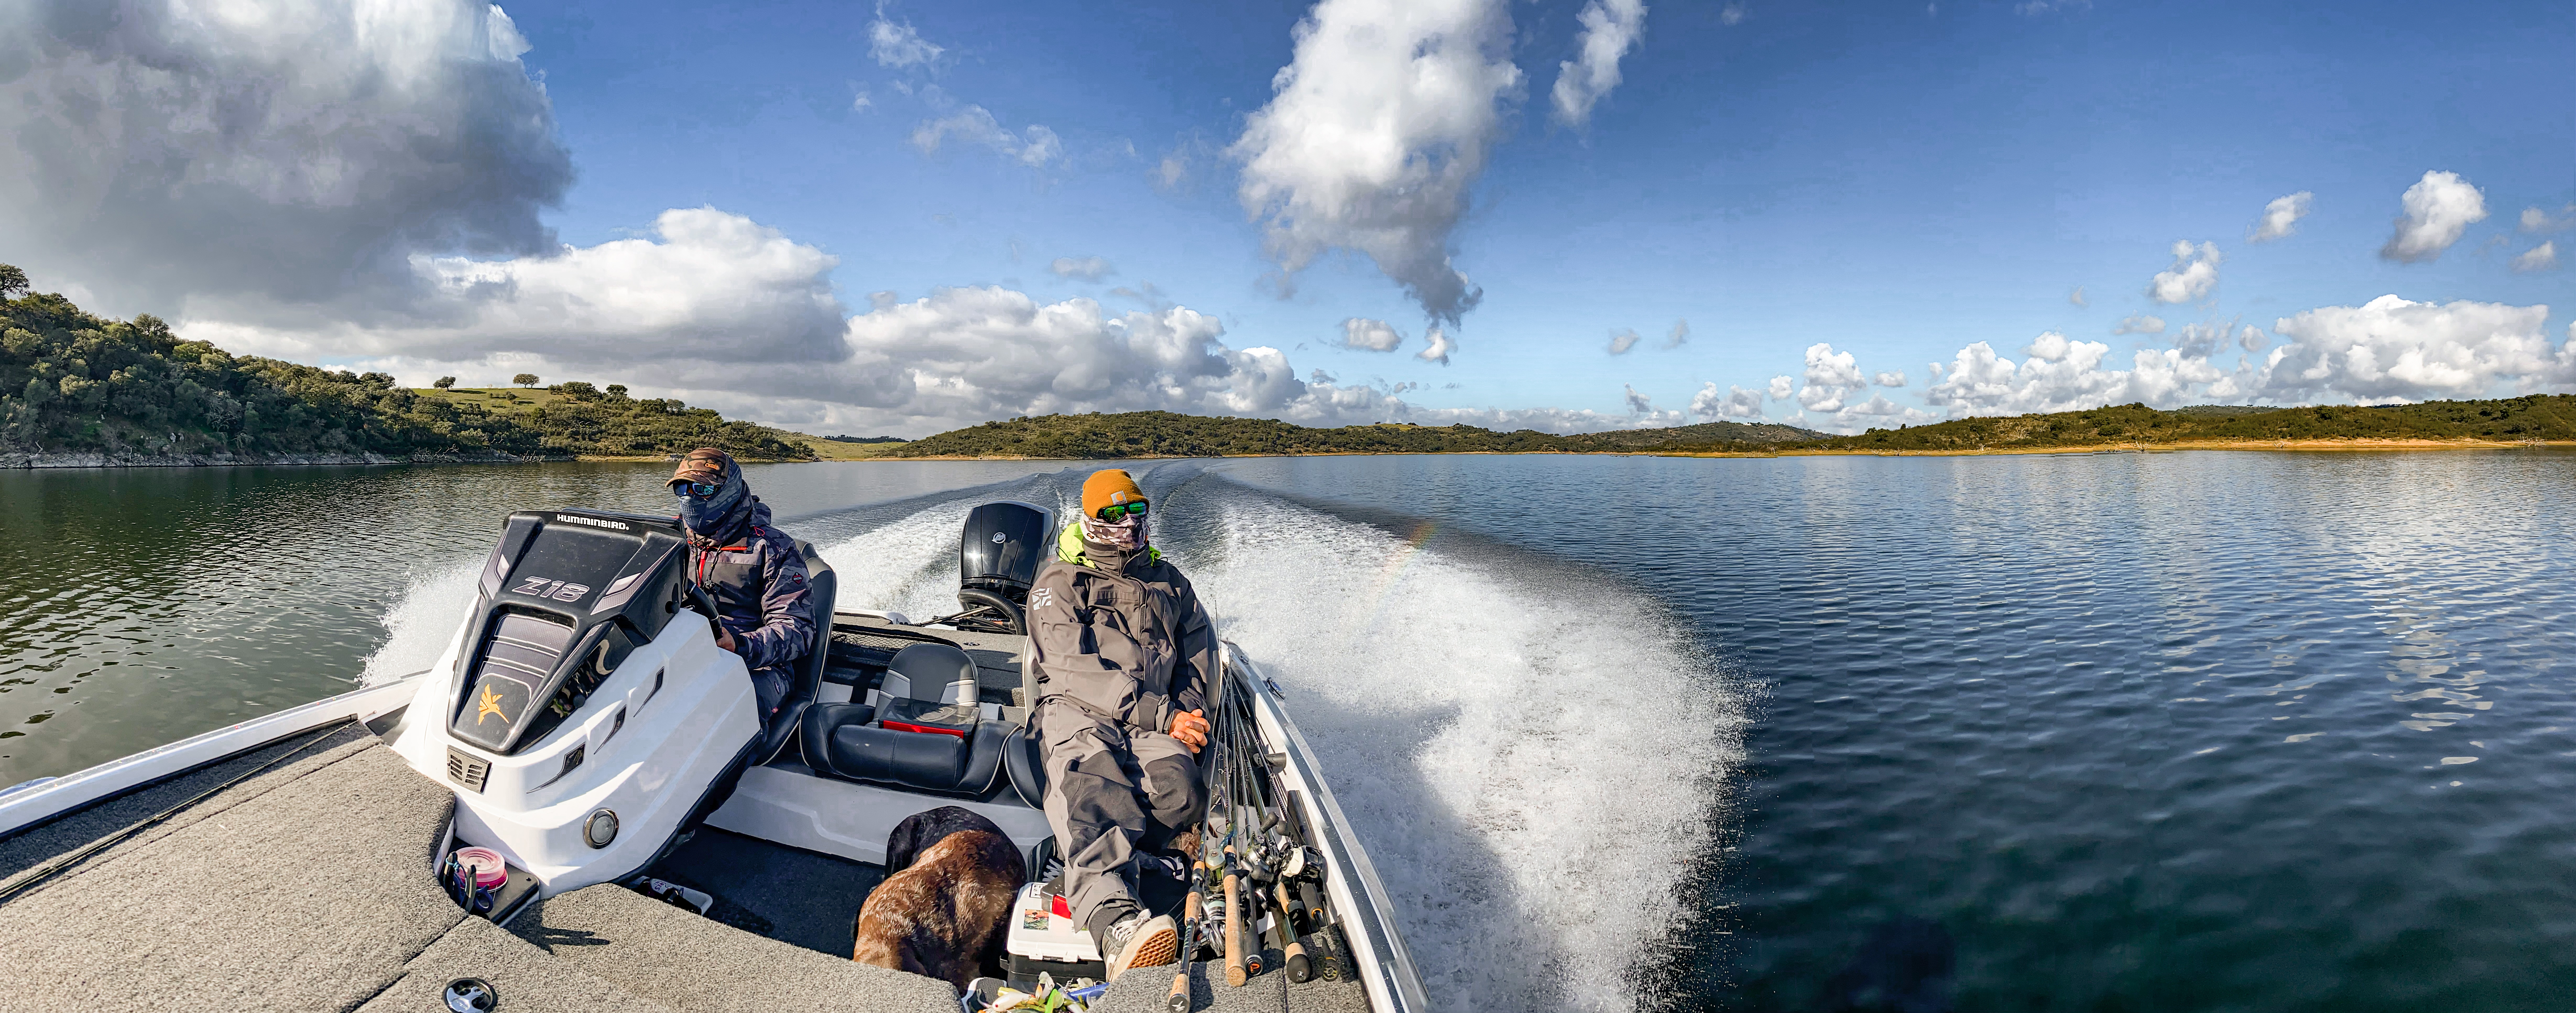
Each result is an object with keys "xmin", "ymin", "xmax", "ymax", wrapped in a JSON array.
[{"xmin": 0, "ymin": 720, "xmax": 1374, "ymax": 1013}]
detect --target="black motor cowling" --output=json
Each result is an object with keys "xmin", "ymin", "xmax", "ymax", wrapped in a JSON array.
[
  {"xmin": 450, "ymin": 509, "xmax": 696, "ymax": 755},
  {"xmin": 952, "ymin": 500, "xmax": 1053, "ymax": 634}
]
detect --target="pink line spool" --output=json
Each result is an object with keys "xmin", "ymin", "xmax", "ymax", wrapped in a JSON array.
[{"xmin": 454, "ymin": 847, "xmax": 509, "ymax": 890}]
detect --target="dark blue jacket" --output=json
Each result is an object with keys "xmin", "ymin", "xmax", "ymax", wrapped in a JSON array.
[{"xmin": 687, "ymin": 499, "xmax": 814, "ymax": 673}]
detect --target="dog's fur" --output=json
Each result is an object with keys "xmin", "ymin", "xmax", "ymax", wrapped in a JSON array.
[{"xmin": 852, "ymin": 807, "xmax": 1024, "ymax": 990}]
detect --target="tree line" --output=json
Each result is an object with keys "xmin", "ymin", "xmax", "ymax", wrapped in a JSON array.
[
  {"xmin": 0, "ymin": 265, "xmax": 813, "ymax": 461},
  {"xmin": 888, "ymin": 410, "xmax": 1822, "ymax": 458}
]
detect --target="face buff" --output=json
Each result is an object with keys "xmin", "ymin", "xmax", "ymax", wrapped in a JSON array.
[
  {"xmin": 1080, "ymin": 513, "xmax": 1146, "ymax": 552},
  {"xmin": 678, "ymin": 471, "xmax": 747, "ymax": 543}
]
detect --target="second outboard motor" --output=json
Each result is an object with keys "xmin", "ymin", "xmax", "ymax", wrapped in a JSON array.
[{"xmin": 950, "ymin": 500, "xmax": 1053, "ymax": 635}]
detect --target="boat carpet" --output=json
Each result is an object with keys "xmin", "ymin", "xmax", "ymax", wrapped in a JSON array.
[
  {"xmin": 1093, "ymin": 947, "xmax": 1375, "ymax": 1013},
  {"xmin": 0, "ymin": 719, "xmax": 378, "ymax": 886},
  {"xmin": 0, "ymin": 739, "xmax": 465, "ymax": 1013},
  {"xmin": 358, "ymin": 916, "xmax": 676, "ymax": 1013},
  {"xmin": 642, "ymin": 825, "xmax": 889, "ymax": 957},
  {"xmin": 509, "ymin": 879, "xmax": 961, "ymax": 1013}
]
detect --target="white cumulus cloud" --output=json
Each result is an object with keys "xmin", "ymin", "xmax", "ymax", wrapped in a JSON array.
[
  {"xmin": 2147, "ymin": 241, "xmax": 2222, "ymax": 304},
  {"xmin": 1231, "ymin": 0, "xmax": 1522, "ymax": 329},
  {"xmin": 1337, "ymin": 317, "xmax": 1405, "ymax": 352},
  {"xmin": 1049, "ymin": 256, "xmax": 1114, "ymax": 281},
  {"xmin": 189, "ymin": 208, "xmax": 852, "ymax": 372},
  {"xmin": 1766, "ymin": 375, "xmax": 1795, "ymax": 401},
  {"xmin": 2248, "ymin": 192, "xmax": 2313, "ymax": 242},
  {"xmin": 0, "ymin": 0, "xmax": 573, "ymax": 321},
  {"xmin": 1418, "ymin": 326, "xmax": 1459, "ymax": 365},
  {"xmin": 1551, "ymin": 0, "xmax": 1648, "ymax": 128},
  {"xmin": 1795, "ymin": 343, "xmax": 1868, "ymax": 413},
  {"xmin": 2512, "ymin": 242, "xmax": 2557, "ymax": 273},
  {"xmin": 2261, "ymin": 296, "xmax": 2560, "ymax": 403},
  {"xmin": 869, "ymin": 4, "xmax": 944, "ymax": 68},
  {"xmin": 2381, "ymin": 170, "xmax": 2488, "ymax": 263},
  {"xmin": 912, "ymin": 105, "xmax": 1062, "ymax": 167},
  {"xmin": 1874, "ymin": 370, "xmax": 1908, "ymax": 387},
  {"xmin": 1692, "ymin": 382, "xmax": 1767, "ymax": 420},
  {"xmin": 2521, "ymin": 205, "xmax": 2575, "ymax": 234}
]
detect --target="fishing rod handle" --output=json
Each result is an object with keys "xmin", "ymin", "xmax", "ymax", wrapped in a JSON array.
[
  {"xmin": 1272, "ymin": 881, "xmax": 1313, "ymax": 983},
  {"xmin": 1222, "ymin": 864, "xmax": 1245, "ymax": 987}
]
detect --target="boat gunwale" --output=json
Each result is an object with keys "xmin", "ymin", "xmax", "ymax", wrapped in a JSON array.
[
  {"xmin": 0, "ymin": 674, "xmax": 423, "ymax": 840},
  {"xmin": 1227, "ymin": 642, "xmax": 1429, "ymax": 1013}
]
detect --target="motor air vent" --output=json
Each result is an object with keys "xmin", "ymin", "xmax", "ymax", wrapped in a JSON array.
[{"xmin": 446, "ymin": 747, "xmax": 491, "ymax": 793}]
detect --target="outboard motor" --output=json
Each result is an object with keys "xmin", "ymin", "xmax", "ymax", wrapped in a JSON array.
[
  {"xmin": 390, "ymin": 508, "xmax": 761, "ymax": 903},
  {"xmin": 947, "ymin": 500, "xmax": 1053, "ymax": 635}
]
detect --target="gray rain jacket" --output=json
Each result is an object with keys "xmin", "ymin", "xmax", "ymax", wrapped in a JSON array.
[{"xmin": 1027, "ymin": 523, "xmax": 1215, "ymax": 737}]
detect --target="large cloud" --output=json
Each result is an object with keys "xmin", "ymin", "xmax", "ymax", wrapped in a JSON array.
[
  {"xmin": 1551, "ymin": 0, "xmax": 1647, "ymax": 128},
  {"xmin": 0, "ymin": 0, "xmax": 572, "ymax": 319},
  {"xmin": 2381, "ymin": 171, "xmax": 2487, "ymax": 263},
  {"xmin": 2260, "ymin": 296, "xmax": 2560, "ymax": 403},
  {"xmin": 196, "ymin": 207, "xmax": 1676, "ymax": 437},
  {"xmin": 192, "ymin": 208, "xmax": 852, "ymax": 369},
  {"xmin": 1899, "ymin": 296, "xmax": 2561, "ymax": 422},
  {"xmin": 1921, "ymin": 332, "xmax": 2234, "ymax": 418},
  {"xmin": 1230, "ymin": 0, "xmax": 1522, "ymax": 329}
]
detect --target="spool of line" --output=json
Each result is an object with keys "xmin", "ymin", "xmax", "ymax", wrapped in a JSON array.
[{"xmin": 454, "ymin": 847, "xmax": 509, "ymax": 890}]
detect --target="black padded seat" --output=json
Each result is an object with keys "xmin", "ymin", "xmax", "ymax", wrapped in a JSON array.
[
  {"xmin": 800, "ymin": 643, "xmax": 1005, "ymax": 796},
  {"xmin": 753, "ymin": 541, "xmax": 837, "ymax": 765},
  {"xmin": 1003, "ymin": 722, "xmax": 1046, "ymax": 808}
]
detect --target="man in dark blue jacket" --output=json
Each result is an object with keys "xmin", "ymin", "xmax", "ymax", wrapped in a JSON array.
[{"xmin": 669, "ymin": 448, "xmax": 814, "ymax": 727}]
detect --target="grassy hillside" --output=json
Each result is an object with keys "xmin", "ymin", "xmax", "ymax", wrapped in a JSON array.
[
  {"xmin": 0, "ymin": 265, "xmax": 811, "ymax": 461},
  {"xmin": 410, "ymin": 384, "xmax": 815, "ymax": 460},
  {"xmin": 1736, "ymin": 398, "xmax": 2576, "ymax": 454},
  {"xmin": 888, "ymin": 410, "xmax": 1823, "ymax": 459}
]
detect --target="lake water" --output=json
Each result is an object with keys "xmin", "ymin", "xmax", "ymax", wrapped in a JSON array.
[{"xmin": 6, "ymin": 451, "xmax": 2574, "ymax": 1011}]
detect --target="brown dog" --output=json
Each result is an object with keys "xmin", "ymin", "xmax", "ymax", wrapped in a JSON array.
[{"xmin": 852, "ymin": 806, "xmax": 1024, "ymax": 990}]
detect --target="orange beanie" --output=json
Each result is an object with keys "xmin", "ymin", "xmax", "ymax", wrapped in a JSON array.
[{"xmin": 1081, "ymin": 469, "xmax": 1146, "ymax": 518}]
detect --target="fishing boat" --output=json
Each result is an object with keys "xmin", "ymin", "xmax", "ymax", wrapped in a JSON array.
[{"xmin": 0, "ymin": 501, "xmax": 1426, "ymax": 1013}]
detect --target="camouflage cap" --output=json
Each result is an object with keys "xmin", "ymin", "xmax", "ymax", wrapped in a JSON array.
[{"xmin": 670, "ymin": 447, "xmax": 735, "ymax": 486}]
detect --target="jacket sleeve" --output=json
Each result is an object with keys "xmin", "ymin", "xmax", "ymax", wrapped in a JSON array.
[
  {"xmin": 1169, "ymin": 573, "xmax": 1215, "ymax": 722},
  {"xmin": 734, "ymin": 538, "xmax": 815, "ymax": 672}
]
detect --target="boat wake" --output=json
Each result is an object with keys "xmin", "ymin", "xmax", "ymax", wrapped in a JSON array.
[{"xmin": 1169, "ymin": 482, "xmax": 1744, "ymax": 1012}]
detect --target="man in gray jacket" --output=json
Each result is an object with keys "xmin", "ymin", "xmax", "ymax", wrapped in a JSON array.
[{"xmin": 1028, "ymin": 469, "xmax": 1214, "ymax": 981}]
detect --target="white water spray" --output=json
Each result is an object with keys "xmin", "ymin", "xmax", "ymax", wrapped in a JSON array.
[
  {"xmin": 1179, "ymin": 495, "xmax": 1744, "ymax": 1011},
  {"xmin": 361, "ymin": 557, "xmax": 481, "ymax": 686}
]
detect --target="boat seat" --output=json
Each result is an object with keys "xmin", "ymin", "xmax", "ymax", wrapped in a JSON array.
[
  {"xmin": 800, "ymin": 643, "xmax": 1006, "ymax": 797},
  {"xmin": 752, "ymin": 540, "xmax": 837, "ymax": 766}
]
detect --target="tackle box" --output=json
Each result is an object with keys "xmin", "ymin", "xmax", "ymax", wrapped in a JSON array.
[{"xmin": 1003, "ymin": 881, "xmax": 1105, "ymax": 987}]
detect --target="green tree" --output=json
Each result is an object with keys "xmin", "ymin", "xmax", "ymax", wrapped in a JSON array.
[
  {"xmin": 0, "ymin": 264, "xmax": 27, "ymax": 299},
  {"xmin": 513, "ymin": 373, "xmax": 538, "ymax": 388},
  {"xmin": 433, "ymin": 376, "xmax": 456, "ymax": 389},
  {"xmin": 605, "ymin": 384, "xmax": 628, "ymax": 398}
]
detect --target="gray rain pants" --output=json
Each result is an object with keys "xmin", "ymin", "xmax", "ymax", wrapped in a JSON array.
[{"xmin": 1038, "ymin": 699, "xmax": 1205, "ymax": 928}]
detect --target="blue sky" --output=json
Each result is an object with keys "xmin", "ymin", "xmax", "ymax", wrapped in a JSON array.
[{"xmin": 4, "ymin": 0, "xmax": 2570, "ymax": 434}]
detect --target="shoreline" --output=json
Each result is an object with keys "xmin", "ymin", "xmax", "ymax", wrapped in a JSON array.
[{"xmin": 1652, "ymin": 437, "xmax": 2570, "ymax": 458}]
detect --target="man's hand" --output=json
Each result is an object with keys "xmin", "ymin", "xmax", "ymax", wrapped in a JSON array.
[
  {"xmin": 1166, "ymin": 709, "xmax": 1209, "ymax": 754},
  {"xmin": 715, "ymin": 627, "xmax": 739, "ymax": 653}
]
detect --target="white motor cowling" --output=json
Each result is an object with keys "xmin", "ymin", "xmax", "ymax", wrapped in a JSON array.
[{"xmin": 390, "ymin": 509, "xmax": 758, "ymax": 898}]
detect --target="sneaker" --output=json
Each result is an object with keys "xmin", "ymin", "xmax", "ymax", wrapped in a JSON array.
[{"xmin": 1099, "ymin": 911, "xmax": 1180, "ymax": 982}]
